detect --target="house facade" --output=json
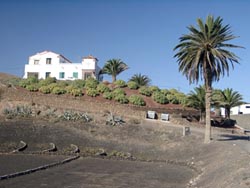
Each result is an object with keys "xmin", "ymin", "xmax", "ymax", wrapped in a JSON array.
[
  {"xmin": 23, "ymin": 51, "xmax": 103, "ymax": 81},
  {"xmin": 220, "ymin": 104, "xmax": 250, "ymax": 117}
]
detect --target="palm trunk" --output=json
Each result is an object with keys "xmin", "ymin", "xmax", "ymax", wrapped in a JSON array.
[
  {"xmin": 225, "ymin": 107, "xmax": 230, "ymax": 119},
  {"xmin": 112, "ymin": 75, "xmax": 116, "ymax": 83},
  {"xmin": 204, "ymin": 88, "xmax": 212, "ymax": 143}
]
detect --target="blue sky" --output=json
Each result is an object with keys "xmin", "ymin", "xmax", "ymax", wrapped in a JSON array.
[{"xmin": 0, "ymin": 0, "xmax": 250, "ymax": 101}]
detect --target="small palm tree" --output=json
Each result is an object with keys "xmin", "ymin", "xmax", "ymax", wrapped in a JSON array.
[
  {"xmin": 102, "ymin": 59, "xmax": 128, "ymax": 83},
  {"xmin": 129, "ymin": 73, "xmax": 151, "ymax": 87},
  {"xmin": 187, "ymin": 86, "xmax": 206, "ymax": 122},
  {"xmin": 174, "ymin": 15, "xmax": 242, "ymax": 143},
  {"xmin": 214, "ymin": 88, "xmax": 244, "ymax": 119}
]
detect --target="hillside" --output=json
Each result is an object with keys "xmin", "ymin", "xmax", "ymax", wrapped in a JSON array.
[{"xmin": 0, "ymin": 72, "xmax": 198, "ymax": 120}]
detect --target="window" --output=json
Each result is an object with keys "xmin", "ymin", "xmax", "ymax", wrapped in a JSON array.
[
  {"xmin": 46, "ymin": 58, "xmax": 52, "ymax": 64},
  {"xmin": 59, "ymin": 72, "xmax": 65, "ymax": 79},
  {"xmin": 73, "ymin": 72, "xmax": 78, "ymax": 79},
  {"xmin": 34, "ymin": 60, "xmax": 39, "ymax": 65},
  {"xmin": 246, "ymin": 106, "xmax": 250, "ymax": 108},
  {"xmin": 84, "ymin": 72, "xmax": 92, "ymax": 80},
  {"xmin": 45, "ymin": 72, "xmax": 51, "ymax": 78}
]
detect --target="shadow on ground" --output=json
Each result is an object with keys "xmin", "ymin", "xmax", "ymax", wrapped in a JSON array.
[{"xmin": 217, "ymin": 134, "xmax": 250, "ymax": 141}]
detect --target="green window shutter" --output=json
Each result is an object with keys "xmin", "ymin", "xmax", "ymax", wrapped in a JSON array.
[
  {"xmin": 73, "ymin": 72, "xmax": 78, "ymax": 78},
  {"xmin": 59, "ymin": 72, "xmax": 65, "ymax": 79}
]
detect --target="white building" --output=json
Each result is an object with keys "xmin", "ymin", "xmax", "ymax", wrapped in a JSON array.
[
  {"xmin": 221, "ymin": 104, "xmax": 250, "ymax": 116},
  {"xmin": 23, "ymin": 51, "xmax": 103, "ymax": 81}
]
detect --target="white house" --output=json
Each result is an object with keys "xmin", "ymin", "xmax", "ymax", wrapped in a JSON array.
[
  {"xmin": 221, "ymin": 104, "xmax": 250, "ymax": 116},
  {"xmin": 23, "ymin": 51, "xmax": 103, "ymax": 81}
]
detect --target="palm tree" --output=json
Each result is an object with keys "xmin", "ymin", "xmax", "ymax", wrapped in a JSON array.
[
  {"xmin": 129, "ymin": 73, "xmax": 151, "ymax": 86},
  {"xmin": 214, "ymin": 88, "xmax": 244, "ymax": 119},
  {"xmin": 187, "ymin": 86, "xmax": 206, "ymax": 122},
  {"xmin": 174, "ymin": 15, "xmax": 242, "ymax": 143},
  {"xmin": 102, "ymin": 59, "xmax": 128, "ymax": 83}
]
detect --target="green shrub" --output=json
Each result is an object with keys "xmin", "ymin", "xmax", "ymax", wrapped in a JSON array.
[
  {"xmin": 70, "ymin": 88, "xmax": 83, "ymax": 97},
  {"xmin": 114, "ymin": 94, "xmax": 128, "ymax": 104},
  {"xmin": 139, "ymin": 86, "xmax": 152, "ymax": 96},
  {"xmin": 26, "ymin": 84, "xmax": 39, "ymax": 92},
  {"xmin": 114, "ymin": 80, "xmax": 127, "ymax": 88},
  {"xmin": 166, "ymin": 94, "xmax": 179, "ymax": 104},
  {"xmin": 103, "ymin": 92, "xmax": 113, "ymax": 100},
  {"xmin": 66, "ymin": 85, "xmax": 83, "ymax": 96},
  {"xmin": 57, "ymin": 80, "xmax": 70, "ymax": 87},
  {"xmin": 48, "ymin": 83, "xmax": 58, "ymax": 91},
  {"xmin": 112, "ymin": 88, "xmax": 126, "ymax": 96},
  {"xmin": 39, "ymin": 77, "xmax": 56, "ymax": 87},
  {"xmin": 149, "ymin": 85, "xmax": 160, "ymax": 93},
  {"xmin": 97, "ymin": 83, "xmax": 110, "ymax": 93},
  {"xmin": 39, "ymin": 86, "xmax": 51, "ymax": 94},
  {"xmin": 127, "ymin": 81, "xmax": 139, "ymax": 90},
  {"xmin": 51, "ymin": 87, "xmax": 66, "ymax": 95},
  {"xmin": 19, "ymin": 77, "xmax": 39, "ymax": 88},
  {"xmin": 129, "ymin": 95, "xmax": 146, "ymax": 106},
  {"xmin": 66, "ymin": 85, "xmax": 75, "ymax": 94},
  {"xmin": 71, "ymin": 79, "xmax": 85, "ymax": 88},
  {"xmin": 86, "ymin": 88, "xmax": 99, "ymax": 97},
  {"xmin": 161, "ymin": 89, "xmax": 169, "ymax": 96},
  {"xmin": 152, "ymin": 91, "xmax": 169, "ymax": 104},
  {"xmin": 85, "ymin": 77, "xmax": 99, "ymax": 89}
]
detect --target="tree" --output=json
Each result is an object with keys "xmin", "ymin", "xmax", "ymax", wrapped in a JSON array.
[
  {"xmin": 174, "ymin": 15, "xmax": 242, "ymax": 143},
  {"xmin": 187, "ymin": 86, "xmax": 206, "ymax": 122},
  {"xmin": 129, "ymin": 73, "xmax": 151, "ymax": 86},
  {"xmin": 102, "ymin": 59, "xmax": 128, "ymax": 83},
  {"xmin": 214, "ymin": 88, "xmax": 244, "ymax": 119}
]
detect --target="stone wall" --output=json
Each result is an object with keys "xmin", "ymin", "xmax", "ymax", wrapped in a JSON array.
[{"xmin": 231, "ymin": 114, "xmax": 250, "ymax": 129}]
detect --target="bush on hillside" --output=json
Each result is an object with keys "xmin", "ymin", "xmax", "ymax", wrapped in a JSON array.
[
  {"xmin": 39, "ymin": 86, "xmax": 51, "ymax": 94},
  {"xmin": 19, "ymin": 77, "xmax": 39, "ymax": 88},
  {"xmin": 129, "ymin": 95, "xmax": 146, "ymax": 106},
  {"xmin": 66, "ymin": 85, "xmax": 83, "ymax": 96},
  {"xmin": 127, "ymin": 81, "xmax": 139, "ymax": 90},
  {"xmin": 57, "ymin": 80, "xmax": 70, "ymax": 87},
  {"xmin": 112, "ymin": 88, "xmax": 126, "ymax": 96},
  {"xmin": 166, "ymin": 93, "xmax": 179, "ymax": 104},
  {"xmin": 39, "ymin": 77, "xmax": 57, "ymax": 87},
  {"xmin": 149, "ymin": 85, "xmax": 160, "ymax": 93},
  {"xmin": 152, "ymin": 91, "xmax": 169, "ymax": 104},
  {"xmin": 47, "ymin": 83, "xmax": 58, "ymax": 91},
  {"xmin": 86, "ymin": 88, "xmax": 99, "ymax": 97},
  {"xmin": 114, "ymin": 80, "xmax": 127, "ymax": 88},
  {"xmin": 97, "ymin": 83, "xmax": 111, "ymax": 93},
  {"xmin": 85, "ymin": 77, "xmax": 99, "ymax": 89},
  {"xmin": 161, "ymin": 89, "xmax": 169, "ymax": 96},
  {"xmin": 70, "ymin": 88, "xmax": 83, "ymax": 97},
  {"xmin": 103, "ymin": 91, "xmax": 113, "ymax": 100},
  {"xmin": 26, "ymin": 84, "xmax": 39, "ymax": 92},
  {"xmin": 71, "ymin": 79, "xmax": 85, "ymax": 88},
  {"xmin": 139, "ymin": 86, "xmax": 152, "ymax": 96},
  {"xmin": 51, "ymin": 86, "xmax": 66, "ymax": 95},
  {"xmin": 114, "ymin": 94, "xmax": 129, "ymax": 104}
]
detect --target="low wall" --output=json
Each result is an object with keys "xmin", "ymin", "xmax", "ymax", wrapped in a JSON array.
[{"xmin": 231, "ymin": 114, "xmax": 250, "ymax": 130}]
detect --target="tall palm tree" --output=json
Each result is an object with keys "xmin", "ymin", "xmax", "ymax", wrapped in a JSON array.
[
  {"xmin": 214, "ymin": 88, "xmax": 244, "ymax": 119},
  {"xmin": 187, "ymin": 86, "xmax": 206, "ymax": 122},
  {"xmin": 174, "ymin": 15, "xmax": 242, "ymax": 143},
  {"xmin": 129, "ymin": 73, "xmax": 151, "ymax": 86},
  {"xmin": 102, "ymin": 59, "xmax": 128, "ymax": 83}
]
